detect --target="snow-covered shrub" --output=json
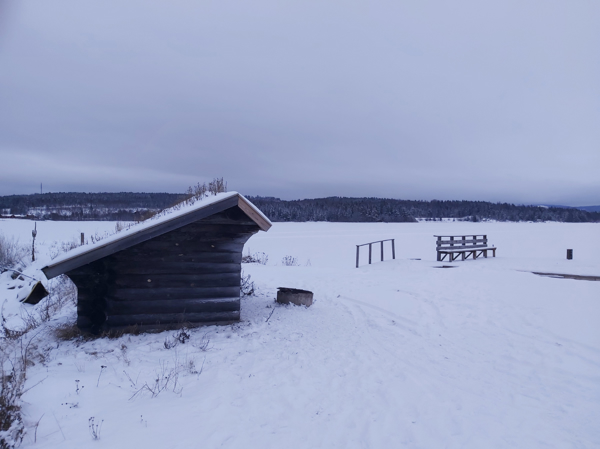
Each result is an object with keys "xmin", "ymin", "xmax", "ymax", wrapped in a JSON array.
[
  {"xmin": 38, "ymin": 276, "xmax": 77, "ymax": 322},
  {"xmin": 281, "ymin": 256, "xmax": 300, "ymax": 267},
  {"xmin": 0, "ymin": 234, "xmax": 27, "ymax": 271},
  {"xmin": 240, "ymin": 271, "xmax": 255, "ymax": 296},
  {"xmin": 0, "ymin": 357, "xmax": 26, "ymax": 449},
  {"xmin": 88, "ymin": 417, "xmax": 103, "ymax": 440},
  {"xmin": 1, "ymin": 275, "xmax": 77, "ymax": 340},
  {"xmin": 114, "ymin": 221, "xmax": 129, "ymax": 233},
  {"xmin": 129, "ymin": 360, "xmax": 184, "ymax": 399},
  {"xmin": 163, "ymin": 328, "xmax": 190, "ymax": 349},
  {"xmin": 0, "ymin": 335, "xmax": 36, "ymax": 449},
  {"xmin": 183, "ymin": 178, "xmax": 227, "ymax": 207},
  {"xmin": 48, "ymin": 239, "xmax": 80, "ymax": 260},
  {"xmin": 242, "ymin": 251, "xmax": 268, "ymax": 265},
  {"xmin": 208, "ymin": 177, "xmax": 227, "ymax": 195}
]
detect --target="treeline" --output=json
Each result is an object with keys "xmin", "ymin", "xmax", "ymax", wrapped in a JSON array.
[
  {"xmin": 0, "ymin": 192, "xmax": 185, "ymax": 221},
  {"xmin": 0, "ymin": 192, "xmax": 598, "ymax": 223},
  {"xmin": 246, "ymin": 197, "xmax": 600, "ymax": 223},
  {"xmin": 247, "ymin": 197, "xmax": 417, "ymax": 222}
]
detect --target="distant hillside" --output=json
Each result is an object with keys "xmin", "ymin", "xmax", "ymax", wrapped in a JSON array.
[
  {"xmin": 1, "ymin": 192, "xmax": 599, "ymax": 223},
  {"xmin": 538, "ymin": 204, "xmax": 600, "ymax": 213},
  {"xmin": 246, "ymin": 197, "xmax": 600, "ymax": 223},
  {"xmin": 0, "ymin": 192, "xmax": 185, "ymax": 221},
  {"xmin": 578, "ymin": 205, "xmax": 600, "ymax": 213}
]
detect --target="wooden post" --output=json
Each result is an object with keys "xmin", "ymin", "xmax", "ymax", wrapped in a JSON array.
[
  {"xmin": 31, "ymin": 223, "xmax": 37, "ymax": 262},
  {"xmin": 356, "ymin": 246, "xmax": 360, "ymax": 268},
  {"xmin": 450, "ymin": 236, "xmax": 454, "ymax": 247},
  {"xmin": 81, "ymin": 233, "xmax": 85, "ymax": 245},
  {"xmin": 391, "ymin": 239, "xmax": 395, "ymax": 259},
  {"xmin": 380, "ymin": 241, "xmax": 384, "ymax": 261},
  {"xmin": 368, "ymin": 244, "xmax": 372, "ymax": 264}
]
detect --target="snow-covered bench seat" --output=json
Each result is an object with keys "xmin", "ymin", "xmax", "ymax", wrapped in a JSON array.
[{"xmin": 434, "ymin": 235, "xmax": 496, "ymax": 262}]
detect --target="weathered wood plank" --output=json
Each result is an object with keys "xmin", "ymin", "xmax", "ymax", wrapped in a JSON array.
[
  {"xmin": 437, "ymin": 246, "xmax": 495, "ymax": 253},
  {"xmin": 113, "ymin": 272, "xmax": 240, "ymax": 289},
  {"xmin": 199, "ymin": 206, "xmax": 258, "ymax": 225},
  {"xmin": 109, "ymin": 286, "xmax": 240, "ymax": 301},
  {"xmin": 111, "ymin": 251, "xmax": 243, "ymax": 264},
  {"xmin": 147, "ymin": 230, "xmax": 255, "ymax": 244},
  {"xmin": 105, "ymin": 311, "xmax": 240, "ymax": 326},
  {"xmin": 237, "ymin": 197, "xmax": 272, "ymax": 231},
  {"xmin": 126, "ymin": 239, "xmax": 245, "ymax": 253},
  {"xmin": 436, "ymin": 239, "xmax": 487, "ymax": 246},
  {"xmin": 77, "ymin": 315, "xmax": 93, "ymax": 329},
  {"xmin": 158, "ymin": 224, "xmax": 259, "ymax": 237},
  {"xmin": 106, "ymin": 297, "xmax": 240, "ymax": 315},
  {"xmin": 108, "ymin": 261, "xmax": 241, "ymax": 275},
  {"xmin": 105, "ymin": 320, "xmax": 238, "ymax": 333}
]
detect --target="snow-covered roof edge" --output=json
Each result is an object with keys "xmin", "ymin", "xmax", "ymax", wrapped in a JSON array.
[{"xmin": 42, "ymin": 191, "xmax": 272, "ymax": 279}]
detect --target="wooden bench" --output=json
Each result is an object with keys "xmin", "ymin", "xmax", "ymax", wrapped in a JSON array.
[{"xmin": 434, "ymin": 235, "xmax": 496, "ymax": 262}]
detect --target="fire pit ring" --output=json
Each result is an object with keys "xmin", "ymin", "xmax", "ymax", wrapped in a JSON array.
[{"xmin": 276, "ymin": 287, "xmax": 313, "ymax": 307}]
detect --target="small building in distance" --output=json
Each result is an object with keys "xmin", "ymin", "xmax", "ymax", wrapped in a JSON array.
[{"xmin": 42, "ymin": 192, "xmax": 271, "ymax": 333}]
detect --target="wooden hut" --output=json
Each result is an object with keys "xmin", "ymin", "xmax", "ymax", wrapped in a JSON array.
[{"xmin": 42, "ymin": 192, "xmax": 271, "ymax": 333}]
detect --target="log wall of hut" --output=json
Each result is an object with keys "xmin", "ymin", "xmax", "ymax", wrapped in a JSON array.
[{"xmin": 66, "ymin": 206, "xmax": 260, "ymax": 333}]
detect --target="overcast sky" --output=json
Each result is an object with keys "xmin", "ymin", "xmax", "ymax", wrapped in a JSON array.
[{"xmin": 0, "ymin": 0, "xmax": 598, "ymax": 205}]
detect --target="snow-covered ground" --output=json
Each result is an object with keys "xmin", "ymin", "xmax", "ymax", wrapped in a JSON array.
[{"xmin": 1, "ymin": 219, "xmax": 599, "ymax": 448}]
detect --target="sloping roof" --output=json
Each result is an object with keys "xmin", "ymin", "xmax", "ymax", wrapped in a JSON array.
[{"xmin": 42, "ymin": 192, "xmax": 271, "ymax": 279}]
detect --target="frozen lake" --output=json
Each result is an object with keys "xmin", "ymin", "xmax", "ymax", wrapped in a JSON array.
[{"xmin": 1, "ymin": 219, "xmax": 599, "ymax": 448}]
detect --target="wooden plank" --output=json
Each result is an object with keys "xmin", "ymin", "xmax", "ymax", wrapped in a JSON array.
[
  {"xmin": 109, "ymin": 261, "xmax": 240, "ymax": 275},
  {"xmin": 106, "ymin": 297, "xmax": 240, "ymax": 315},
  {"xmin": 174, "ymin": 222, "xmax": 259, "ymax": 235},
  {"xmin": 437, "ymin": 246, "xmax": 495, "ymax": 253},
  {"xmin": 105, "ymin": 319, "xmax": 239, "ymax": 333},
  {"xmin": 127, "ymin": 239, "xmax": 245, "ymax": 253},
  {"xmin": 238, "ymin": 196, "xmax": 272, "ymax": 231},
  {"xmin": 112, "ymin": 251, "xmax": 242, "ymax": 264},
  {"xmin": 77, "ymin": 315, "xmax": 93, "ymax": 329},
  {"xmin": 434, "ymin": 235, "xmax": 487, "ymax": 238},
  {"xmin": 105, "ymin": 311, "xmax": 240, "ymax": 327},
  {"xmin": 436, "ymin": 239, "xmax": 487, "ymax": 246},
  {"xmin": 113, "ymin": 272, "xmax": 240, "ymax": 289},
  {"xmin": 109, "ymin": 286, "xmax": 241, "ymax": 301},
  {"xmin": 147, "ymin": 230, "xmax": 256, "ymax": 244},
  {"xmin": 197, "ymin": 211, "xmax": 255, "ymax": 226}
]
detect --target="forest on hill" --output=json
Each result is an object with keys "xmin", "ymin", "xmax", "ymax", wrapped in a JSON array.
[
  {"xmin": 0, "ymin": 192, "xmax": 185, "ymax": 221},
  {"xmin": 246, "ymin": 197, "xmax": 600, "ymax": 223},
  {"xmin": 0, "ymin": 192, "xmax": 598, "ymax": 223}
]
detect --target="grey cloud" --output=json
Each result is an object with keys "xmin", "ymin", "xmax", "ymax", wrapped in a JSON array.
[{"xmin": 0, "ymin": 0, "xmax": 598, "ymax": 205}]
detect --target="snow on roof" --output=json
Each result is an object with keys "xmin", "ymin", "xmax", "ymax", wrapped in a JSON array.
[{"xmin": 42, "ymin": 192, "xmax": 271, "ymax": 278}]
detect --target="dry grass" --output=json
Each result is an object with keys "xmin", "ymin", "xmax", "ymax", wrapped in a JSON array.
[
  {"xmin": 52, "ymin": 322, "xmax": 84, "ymax": 341},
  {"xmin": 0, "ymin": 233, "xmax": 28, "ymax": 271}
]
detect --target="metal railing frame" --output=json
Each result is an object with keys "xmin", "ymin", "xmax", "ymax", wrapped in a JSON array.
[{"xmin": 356, "ymin": 239, "xmax": 395, "ymax": 268}]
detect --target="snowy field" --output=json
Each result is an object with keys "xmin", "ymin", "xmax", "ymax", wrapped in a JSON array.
[{"xmin": 1, "ymin": 219, "xmax": 599, "ymax": 448}]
